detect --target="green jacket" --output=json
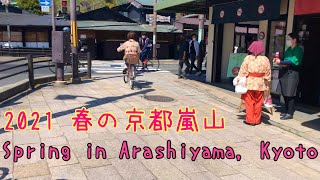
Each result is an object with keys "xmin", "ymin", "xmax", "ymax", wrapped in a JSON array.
[{"xmin": 284, "ymin": 46, "xmax": 303, "ymax": 66}]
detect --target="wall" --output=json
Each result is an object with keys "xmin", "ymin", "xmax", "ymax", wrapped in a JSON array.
[
  {"xmin": 259, "ymin": 20, "xmax": 269, "ymax": 55},
  {"xmin": 286, "ymin": 0, "xmax": 295, "ymax": 34},
  {"xmin": 221, "ymin": 23, "xmax": 235, "ymax": 81},
  {"xmin": 280, "ymin": 0, "xmax": 289, "ymax": 15}
]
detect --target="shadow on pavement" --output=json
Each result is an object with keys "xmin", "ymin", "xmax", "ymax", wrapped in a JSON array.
[
  {"xmin": 0, "ymin": 83, "xmax": 51, "ymax": 108},
  {"xmin": 0, "ymin": 83, "xmax": 155, "ymax": 134},
  {"xmin": 0, "ymin": 167, "xmax": 9, "ymax": 179},
  {"xmin": 302, "ymin": 118, "xmax": 320, "ymax": 131}
]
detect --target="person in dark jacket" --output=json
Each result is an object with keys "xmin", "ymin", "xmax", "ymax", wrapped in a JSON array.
[
  {"xmin": 189, "ymin": 34, "xmax": 201, "ymax": 75},
  {"xmin": 197, "ymin": 39, "xmax": 206, "ymax": 75},
  {"xmin": 178, "ymin": 34, "xmax": 191, "ymax": 79},
  {"xmin": 274, "ymin": 32, "xmax": 303, "ymax": 120},
  {"xmin": 139, "ymin": 32, "xmax": 151, "ymax": 66}
]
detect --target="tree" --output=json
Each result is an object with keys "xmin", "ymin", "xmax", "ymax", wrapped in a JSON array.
[
  {"xmin": 16, "ymin": 0, "xmax": 43, "ymax": 15},
  {"xmin": 55, "ymin": 0, "xmax": 127, "ymax": 13}
]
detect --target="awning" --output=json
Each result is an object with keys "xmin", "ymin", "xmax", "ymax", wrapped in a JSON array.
[
  {"xmin": 295, "ymin": 0, "xmax": 320, "ymax": 15},
  {"xmin": 77, "ymin": 21, "xmax": 182, "ymax": 33},
  {"xmin": 212, "ymin": 0, "xmax": 281, "ymax": 24},
  {"xmin": 154, "ymin": 0, "xmax": 209, "ymax": 13}
]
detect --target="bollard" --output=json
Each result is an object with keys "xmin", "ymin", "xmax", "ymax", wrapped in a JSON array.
[
  {"xmin": 27, "ymin": 54, "xmax": 34, "ymax": 89},
  {"xmin": 87, "ymin": 52, "xmax": 92, "ymax": 79},
  {"xmin": 71, "ymin": 53, "xmax": 81, "ymax": 83}
]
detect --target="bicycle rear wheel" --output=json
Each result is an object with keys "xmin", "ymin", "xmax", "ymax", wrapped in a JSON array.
[
  {"xmin": 129, "ymin": 64, "xmax": 136, "ymax": 90},
  {"xmin": 48, "ymin": 61, "xmax": 68, "ymax": 74},
  {"xmin": 123, "ymin": 73, "xmax": 128, "ymax": 83},
  {"xmin": 48, "ymin": 61, "xmax": 56, "ymax": 74}
]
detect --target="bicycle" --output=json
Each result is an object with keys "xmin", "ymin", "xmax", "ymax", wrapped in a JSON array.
[
  {"xmin": 139, "ymin": 49, "xmax": 160, "ymax": 71},
  {"xmin": 123, "ymin": 54, "xmax": 139, "ymax": 90}
]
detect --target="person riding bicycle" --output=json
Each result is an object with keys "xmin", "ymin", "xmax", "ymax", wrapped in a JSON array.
[
  {"xmin": 117, "ymin": 32, "xmax": 141, "ymax": 74},
  {"xmin": 139, "ymin": 32, "xmax": 152, "ymax": 68}
]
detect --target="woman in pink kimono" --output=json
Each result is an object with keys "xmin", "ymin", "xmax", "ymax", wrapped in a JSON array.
[{"xmin": 238, "ymin": 41, "xmax": 271, "ymax": 126}]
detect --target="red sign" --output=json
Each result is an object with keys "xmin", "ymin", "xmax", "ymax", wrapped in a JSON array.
[
  {"xmin": 232, "ymin": 66, "xmax": 240, "ymax": 76},
  {"xmin": 295, "ymin": 0, "xmax": 320, "ymax": 15}
]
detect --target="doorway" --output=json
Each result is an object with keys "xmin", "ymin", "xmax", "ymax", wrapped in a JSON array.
[{"xmin": 295, "ymin": 15, "xmax": 320, "ymax": 106}]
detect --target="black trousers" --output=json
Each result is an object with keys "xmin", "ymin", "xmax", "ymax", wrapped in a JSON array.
[
  {"xmin": 283, "ymin": 96, "xmax": 295, "ymax": 116},
  {"xmin": 189, "ymin": 53, "xmax": 199, "ymax": 73},
  {"xmin": 197, "ymin": 56, "xmax": 204, "ymax": 72},
  {"xmin": 178, "ymin": 59, "xmax": 190, "ymax": 76}
]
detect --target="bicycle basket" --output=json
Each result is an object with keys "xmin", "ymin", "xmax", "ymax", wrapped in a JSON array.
[{"xmin": 126, "ymin": 54, "xmax": 139, "ymax": 64}]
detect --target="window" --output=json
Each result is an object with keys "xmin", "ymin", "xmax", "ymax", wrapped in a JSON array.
[
  {"xmin": 268, "ymin": 21, "xmax": 287, "ymax": 60},
  {"xmin": 36, "ymin": 32, "xmax": 48, "ymax": 42},
  {"xmin": 0, "ymin": 31, "xmax": 22, "ymax": 42},
  {"xmin": 26, "ymin": 32, "xmax": 37, "ymax": 42},
  {"xmin": 25, "ymin": 32, "xmax": 48, "ymax": 42},
  {"xmin": 11, "ymin": 31, "xmax": 22, "ymax": 42},
  {"xmin": 234, "ymin": 24, "xmax": 259, "ymax": 53}
]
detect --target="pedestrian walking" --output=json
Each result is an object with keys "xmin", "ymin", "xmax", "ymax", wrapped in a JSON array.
[
  {"xmin": 237, "ymin": 41, "xmax": 271, "ymax": 126},
  {"xmin": 189, "ymin": 34, "xmax": 201, "ymax": 75},
  {"xmin": 197, "ymin": 38, "xmax": 207, "ymax": 75},
  {"xmin": 177, "ymin": 34, "xmax": 191, "ymax": 79},
  {"xmin": 274, "ymin": 32, "xmax": 303, "ymax": 120}
]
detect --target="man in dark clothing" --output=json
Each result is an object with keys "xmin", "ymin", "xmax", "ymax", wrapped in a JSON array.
[
  {"xmin": 178, "ymin": 35, "xmax": 191, "ymax": 79},
  {"xmin": 189, "ymin": 34, "xmax": 201, "ymax": 75},
  {"xmin": 139, "ymin": 32, "xmax": 152, "ymax": 65},
  {"xmin": 197, "ymin": 39, "xmax": 206, "ymax": 75}
]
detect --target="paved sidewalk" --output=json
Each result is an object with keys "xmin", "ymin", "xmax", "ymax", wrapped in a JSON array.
[{"xmin": 1, "ymin": 71, "xmax": 320, "ymax": 179}]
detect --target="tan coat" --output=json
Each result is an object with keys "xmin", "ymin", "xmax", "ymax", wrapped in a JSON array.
[
  {"xmin": 238, "ymin": 55, "xmax": 271, "ymax": 91},
  {"xmin": 117, "ymin": 39, "xmax": 141, "ymax": 59}
]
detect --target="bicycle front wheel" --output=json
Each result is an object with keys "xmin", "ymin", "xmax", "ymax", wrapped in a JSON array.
[{"xmin": 146, "ymin": 58, "xmax": 160, "ymax": 71}]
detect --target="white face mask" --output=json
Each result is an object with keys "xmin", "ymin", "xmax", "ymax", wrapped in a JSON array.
[
  {"xmin": 193, "ymin": 38, "xmax": 197, "ymax": 41},
  {"xmin": 286, "ymin": 40, "xmax": 292, "ymax": 47}
]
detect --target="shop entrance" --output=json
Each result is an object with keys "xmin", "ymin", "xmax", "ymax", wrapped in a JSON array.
[{"xmin": 296, "ymin": 15, "xmax": 320, "ymax": 106}]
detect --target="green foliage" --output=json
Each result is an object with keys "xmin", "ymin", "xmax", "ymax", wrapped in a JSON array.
[
  {"xmin": 16, "ymin": 0, "xmax": 43, "ymax": 15},
  {"xmin": 55, "ymin": 0, "xmax": 128, "ymax": 13}
]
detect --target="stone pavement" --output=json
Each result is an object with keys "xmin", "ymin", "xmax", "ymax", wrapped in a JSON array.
[{"xmin": 1, "ymin": 71, "xmax": 320, "ymax": 179}]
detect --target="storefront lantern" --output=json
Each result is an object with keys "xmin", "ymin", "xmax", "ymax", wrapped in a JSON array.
[
  {"xmin": 258, "ymin": 32, "xmax": 265, "ymax": 40},
  {"xmin": 220, "ymin": 10, "xmax": 225, "ymax": 18},
  {"xmin": 237, "ymin": 8, "xmax": 243, "ymax": 17},
  {"xmin": 212, "ymin": 0, "xmax": 281, "ymax": 24},
  {"xmin": 258, "ymin": 5, "xmax": 265, "ymax": 14}
]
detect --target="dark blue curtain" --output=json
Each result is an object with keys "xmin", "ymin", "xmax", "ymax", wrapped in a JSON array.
[{"xmin": 212, "ymin": 0, "xmax": 281, "ymax": 24}]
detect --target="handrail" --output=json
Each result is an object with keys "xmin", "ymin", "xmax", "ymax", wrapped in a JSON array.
[
  {"xmin": 0, "ymin": 63, "xmax": 28, "ymax": 73},
  {"xmin": 0, "ymin": 57, "xmax": 27, "ymax": 65},
  {"xmin": 0, "ymin": 70, "xmax": 28, "ymax": 81},
  {"xmin": 0, "ymin": 52, "xmax": 92, "ymax": 89}
]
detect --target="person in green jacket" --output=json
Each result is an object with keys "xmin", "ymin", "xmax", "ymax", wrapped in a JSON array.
[{"xmin": 274, "ymin": 32, "xmax": 303, "ymax": 120}]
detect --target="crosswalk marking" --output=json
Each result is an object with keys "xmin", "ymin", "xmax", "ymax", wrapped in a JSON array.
[{"xmin": 79, "ymin": 62, "xmax": 168, "ymax": 74}]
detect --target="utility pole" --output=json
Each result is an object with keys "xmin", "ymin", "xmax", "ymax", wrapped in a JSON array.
[
  {"xmin": 51, "ymin": 0, "xmax": 56, "ymax": 31},
  {"xmin": 198, "ymin": 14, "xmax": 205, "ymax": 43},
  {"xmin": 152, "ymin": 0, "xmax": 157, "ymax": 60},
  {"xmin": 4, "ymin": 0, "xmax": 11, "ymax": 54},
  {"xmin": 70, "ymin": 0, "xmax": 81, "ymax": 83}
]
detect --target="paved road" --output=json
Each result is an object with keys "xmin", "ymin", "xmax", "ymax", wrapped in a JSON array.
[
  {"xmin": 0, "ymin": 58, "xmax": 181, "ymax": 87},
  {"xmin": 1, "ymin": 69, "xmax": 320, "ymax": 179}
]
